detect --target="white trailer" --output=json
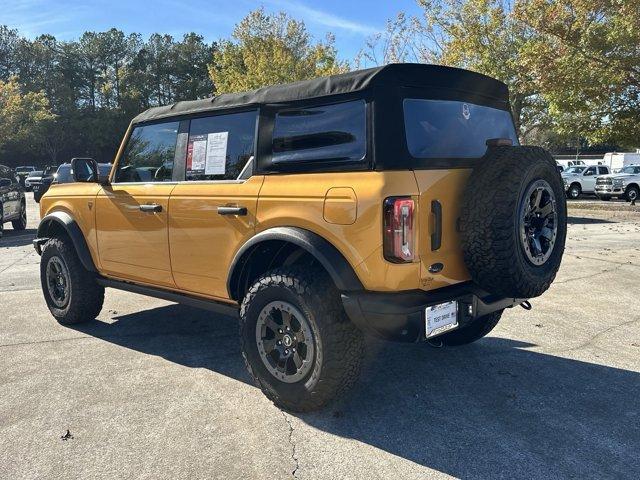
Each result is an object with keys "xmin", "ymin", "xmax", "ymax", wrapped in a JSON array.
[{"xmin": 601, "ymin": 152, "xmax": 640, "ymax": 171}]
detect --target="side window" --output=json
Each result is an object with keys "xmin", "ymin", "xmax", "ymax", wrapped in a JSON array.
[
  {"xmin": 598, "ymin": 166, "xmax": 609, "ymax": 175},
  {"xmin": 272, "ymin": 100, "xmax": 366, "ymax": 165},
  {"xmin": 584, "ymin": 166, "xmax": 596, "ymax": 176},
  {"xmin": 186, "ymin": 110, "xmax": 257, "ymax": 181},
  {"xmin": 115, "ymin": 121, "xmax": 179, "ymax": 183},
  {"xmin": 0, "ymin": 167, "xmax": 10, "ymax": 187}
]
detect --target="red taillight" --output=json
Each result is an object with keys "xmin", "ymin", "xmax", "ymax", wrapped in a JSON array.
[{"xmin": 383, "ymin": 197, "xmax": 415, "ymax": 263}]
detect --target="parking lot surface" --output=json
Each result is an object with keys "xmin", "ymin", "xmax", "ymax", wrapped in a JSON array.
[{"xmin": 1, "ymin": 194, "xmax": 639, "ymax": 479}]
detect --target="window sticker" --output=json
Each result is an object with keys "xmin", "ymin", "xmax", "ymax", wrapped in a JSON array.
[
  {"xmin": 205, "ymin": 132, "xmax": 228, "ymax": 175},
  {"xmin": 186, "ymin": 134, "xmax": 207, "ymax": 174}
]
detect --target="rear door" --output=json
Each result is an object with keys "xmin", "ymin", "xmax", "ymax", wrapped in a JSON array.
[
  {"xmin": 95, "ymin": 120, "xmax": 181, "ymax": 288},
  {"xmin": 168, "ymin": 109, "xmax": 262, "ymax": 300},
  {"xmin": 402, "ymin": 98, "xmax": 519, "ymax": 291}
]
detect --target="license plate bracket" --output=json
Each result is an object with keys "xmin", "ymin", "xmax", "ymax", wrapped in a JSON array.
[{"xmin": 425, "ymin": 301, "xmax": 459, "ymax": 338}]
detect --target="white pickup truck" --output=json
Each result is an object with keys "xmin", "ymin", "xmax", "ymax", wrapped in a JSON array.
[
  {"xmin": 595, "ymin": 165, "xmax": 640, "ymax": 201},
  {"xmin": 562, "ymin": 165, "xmax": 611, "ymax": 199}
]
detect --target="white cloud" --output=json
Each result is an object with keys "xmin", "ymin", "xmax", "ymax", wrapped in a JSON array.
[{"xmin": 265, "ymin": 0, "xmax": 378, "ymax": 35}]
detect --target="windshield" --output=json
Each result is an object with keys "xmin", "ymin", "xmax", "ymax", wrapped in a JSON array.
[
  {"xmin": 403, "ymin": 99, "xmax": 518, "ymax": 159},
  {"xmin": 55, "ymin": 165, "xmax": 73, "ymax": 183},
  {"xmin": 16, "ymin": 167, "xmax": 34, "ymax": 173},
  {"xmin": 620, "ymin": 166, "xmax": 640, "ymax": 174},
  {"xmin": 565, "ymin": 166, "xmax": 586, "ymax": 174}
]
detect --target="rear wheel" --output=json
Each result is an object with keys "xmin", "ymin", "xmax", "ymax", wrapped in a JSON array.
[
  {"xmin": 567, "ymin": 183, "xmax": 581, "ymax": 199},
  {"xmin": 11, "ymin": 200, "xmax": 27, "ymax": 230},
  {"xmin": 440, "ymin": 310, "xmax": 503, "ymax": 346},
  {"xmin": 239, "ymin": 267, "xmax": 364, "ymax": 412},
  {"xmin": 40, "ymin": 237, "xmax": 104, "ymax": 325},
  {"xmin": 625, "ymin": 185, "xmax": 639, "ymax": 203}
]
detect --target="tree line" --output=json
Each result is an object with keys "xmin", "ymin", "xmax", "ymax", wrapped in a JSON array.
[{"xmin": 1, "ymin": 3, "xmax": 638, "ymax": 169}]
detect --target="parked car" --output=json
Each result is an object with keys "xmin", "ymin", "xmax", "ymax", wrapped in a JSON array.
[
  {"xmin": 15, "ymin": 166, "xmax": 37, "ymax": 189},
  {"xmin": 32, "ymin": 166, "xmax": 56, "ymax": 203},
  {"xmin": 562, "ymin": 164, "xmax": 610, "ymax": 199},
  {"xmin": 25, "ymin": 170, "xmax": 44, "ymax": 191},
  {"xmin": 595, "ymin": 165, "xmax": 640, "ymax": 201},
  {"xmin": 33, "ymin": 64, "xmax": 567, "ymax": 411},
  {"xmin": 0, "ymin": 164, "xmax": 27, "ymax": 237}
]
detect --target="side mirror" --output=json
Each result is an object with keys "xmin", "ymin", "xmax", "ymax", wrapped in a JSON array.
[{"xmin": 71, "ymin": 157, "xmax": 99, "ymax": 183}]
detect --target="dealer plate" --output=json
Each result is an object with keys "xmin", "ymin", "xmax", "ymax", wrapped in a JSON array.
[{"xmin": 425, "ymin": 301, "xmax": 458, "ymax": 338}]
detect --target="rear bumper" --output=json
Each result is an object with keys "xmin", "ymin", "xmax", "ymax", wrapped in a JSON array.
[{"xmin": 342, "ymin": 282, "xmax": 523, "ymax": 342}]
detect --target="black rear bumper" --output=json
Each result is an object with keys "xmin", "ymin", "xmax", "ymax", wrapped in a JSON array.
[{"xmin": 341, "ymin": 282, "xmax": 523, "ymax": 342}]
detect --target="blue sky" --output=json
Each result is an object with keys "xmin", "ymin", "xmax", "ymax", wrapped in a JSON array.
[{"xmin": 0, "ymin": 0, "xmax": 423, "ymax": 61}]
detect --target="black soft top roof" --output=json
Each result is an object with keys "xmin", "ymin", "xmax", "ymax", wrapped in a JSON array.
[{"xmin": 132, "ymin": 63, "xmax": 509, "ymax": 124}]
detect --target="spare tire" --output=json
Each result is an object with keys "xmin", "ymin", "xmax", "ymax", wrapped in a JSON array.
[{"xmin": 459, "ymin": 146, "xmax": 567, "ymax": 299}]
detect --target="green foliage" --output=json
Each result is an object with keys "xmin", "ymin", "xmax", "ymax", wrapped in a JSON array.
[
  {"xmin": 0, "ymin": 28, "xmax": 215, "ymax": 166},
  {"xmin": 210, "ymin": 8, "xmax": 348, "ymax": 94},
  {"xmin": 0, "ymin": 77, "xmax": 55, "ymax": 150}
]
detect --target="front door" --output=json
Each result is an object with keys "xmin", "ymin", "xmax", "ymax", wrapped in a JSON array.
[
  {"xmin": 95, "ymin": 120, "xmax": 181, "ymax": 288},
  {"xmin": 168, "ymin": 109, "xmax": 261, "ymax": 300},
  {"xmin": 582, "ymin": 166, "xmax": 598, "ymax": 192}
]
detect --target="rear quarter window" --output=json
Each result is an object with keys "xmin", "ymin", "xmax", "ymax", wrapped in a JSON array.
[
  {"xmin": 272, "ymin": 100, "xmax": 366, "ymax": 166},
  {"xmin": 403, "ymin": 99, "xmax": 518, "ymax": 159}
]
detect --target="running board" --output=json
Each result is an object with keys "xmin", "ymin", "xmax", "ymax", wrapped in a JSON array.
[{"xmin": 96, "ymin": 278, "xmax": 239, "ymax": 318}]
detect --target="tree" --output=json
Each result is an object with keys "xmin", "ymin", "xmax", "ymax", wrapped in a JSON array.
[
  {"xmin": 0, "ymin": 77, "xmax": 55, "ymax": 151},
  {"xmin": 209, "ymin": 8, "xmax": 348, "ymax": 94},
  {"xmin": 515, "ymin": 0, "xmax": 640, "ymax": 148}
]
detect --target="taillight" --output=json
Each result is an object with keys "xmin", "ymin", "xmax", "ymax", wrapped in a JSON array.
[{"xmin": 383, "ymin": 197, "xmax": 415, "ymax": 263}]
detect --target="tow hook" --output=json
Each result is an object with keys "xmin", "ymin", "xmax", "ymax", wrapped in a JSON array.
[{"xmin": 520, "ymin": 300, "xmax": 532, "ymax": 310}]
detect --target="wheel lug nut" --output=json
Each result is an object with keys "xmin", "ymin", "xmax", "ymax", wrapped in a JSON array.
[
  {"xmin": 292, "ymin": 348, "xmax": 296, "ymax": 352},
  {"xmin": 278, "ymin": 329, "xmax": 283, "ymax": 334},
  {"xmin": 284, "ymin": 349, "xmax": 289, "ymax": 355},
  {"xmin": 277, "ymin": 341, "xmax": 282, "ymax": 345}
]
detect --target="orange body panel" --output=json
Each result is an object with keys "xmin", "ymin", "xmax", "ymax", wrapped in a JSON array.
[{"xmin": 168, "ymin": 177, "xmax": 264, "ymax": 300}]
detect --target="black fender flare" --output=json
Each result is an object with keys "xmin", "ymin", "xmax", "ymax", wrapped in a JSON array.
[
  {"xmin": 36, "ymin": 211, "xmax": 97, "ymax": 272},
  {"xmin": 227, "ymin": 227, "xmax": 364, "ymax": 300}
]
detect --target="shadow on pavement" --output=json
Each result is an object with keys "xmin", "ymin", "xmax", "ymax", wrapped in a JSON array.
[
  {"xmin": 567, "ymin": 216, "xmax": 615, "ymax": 225},
  {"xmin": 72, "ymin": 304, "xmax": 639, "ymax": 479},
  {"xmin": 0, "ymin": 228, "xmax": 37, "ymax": 247}
]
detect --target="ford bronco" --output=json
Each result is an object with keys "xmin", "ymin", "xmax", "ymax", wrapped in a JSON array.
[{"xmin": 34, "ymin": 64, "xmax": 566, "ymax": 411}]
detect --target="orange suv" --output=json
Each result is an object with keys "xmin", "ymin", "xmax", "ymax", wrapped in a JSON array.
[{"xmin": 34, "ymin": 64, "xmax": 566, "ymax": 411}]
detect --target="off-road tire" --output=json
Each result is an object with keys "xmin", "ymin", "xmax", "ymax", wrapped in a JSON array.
[
  {"xmin": 567, "ymin": 183, "xmax": 581, "ymax": 199},
  {"xmin": 40, "ymin": 237, "xmax": 104, "ymax": 325},
  {"xmin": 439, "ymin": 310, "xmax": 503, "ymax": 346},
  {"xmin": 625, "ymin": 185, "xmax": 639, "ymax": 203},
  {"xmin": 11, "ymin": 200, "xmax": 27, "ymax": 230},
  {"xmin": 239, "ymin": 267, "xmax": 364, "ymax": 412},
  {"xmin": 460, "ymin": 146, "xmax": 567, "ymax": 299}
]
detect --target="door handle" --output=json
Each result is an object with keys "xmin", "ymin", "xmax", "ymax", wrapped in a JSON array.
[
  {"xmin": 431, "ymin": 200, "xmax": 442, "ymax": 251},
  {"xmin": 217, "ymin": 206, "xmax": 247, "ymax": 216},
  {"xmin": 139, "ymin": 203, "xmax": 162, "ymax": 213}
]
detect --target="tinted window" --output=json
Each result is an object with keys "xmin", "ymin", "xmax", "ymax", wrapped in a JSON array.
[
  {"xmin": 116, "ymin": 121, "xmax": 179, "ymax": 183},
  {"xmin": 598, "ymin": 166, "xmax": 609, "ymax": 174},
  {"xmin": 272, "ymin": 100, "xmax": 366, "ymax": 165},
  {"xmin": 584, "ymin": 167, "xmax": 596, "ymax": 176},
  {"xmin": 56, "ymin": 165, "xmax": 73, "ymax": 183},
  {"xmin": 186, "ymin": 110, "xmax": 257, "ymax": 181},
  {"xmin": 404, "ymin": 99, "xmax": 518, "ymax": 159}
]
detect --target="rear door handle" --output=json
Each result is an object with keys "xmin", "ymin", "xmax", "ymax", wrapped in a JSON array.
[
  {"xmin": 431, "ymin": 200, "xmax": 442, "ymax": 251},
  {"xmin": 217, "ymin": 206, "xmax": 247, "ymax": 216},
  {"xmin": 139, "ymin": 203, "xmax": 162, "ymax": 213}
]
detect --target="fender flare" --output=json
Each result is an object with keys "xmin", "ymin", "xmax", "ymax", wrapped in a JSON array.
[
  {"xmin": 36, "ymin": 211, "xmax": 97, "ymax": 272},
  {"xmin": 227, "ymin": 227, "xmax": 364, "ymax": 300}
]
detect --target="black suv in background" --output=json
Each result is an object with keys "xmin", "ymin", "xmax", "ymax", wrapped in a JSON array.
[
  {"xmin": 34, "ymin": 161, "xmax": 112, "ymax": 202},
  {"xmin": 0, "ymin": 165, "xmax": 27, "ymax": 237}
]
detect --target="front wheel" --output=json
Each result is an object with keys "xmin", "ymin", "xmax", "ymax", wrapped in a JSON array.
[
  {"xmin": 439, "ymin": 310, "xmax": 503, "ymax": 346},
  {"xmin": 40, "ymin": 237, "xmax": 104, "ymax": 325},
  {"xmin": 11, "ymin": 201, "xmax": 27, "ymax": 230},
  {"xmin": 239, "ymin": 267, "xmax": 364, "ymax": 412}
]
